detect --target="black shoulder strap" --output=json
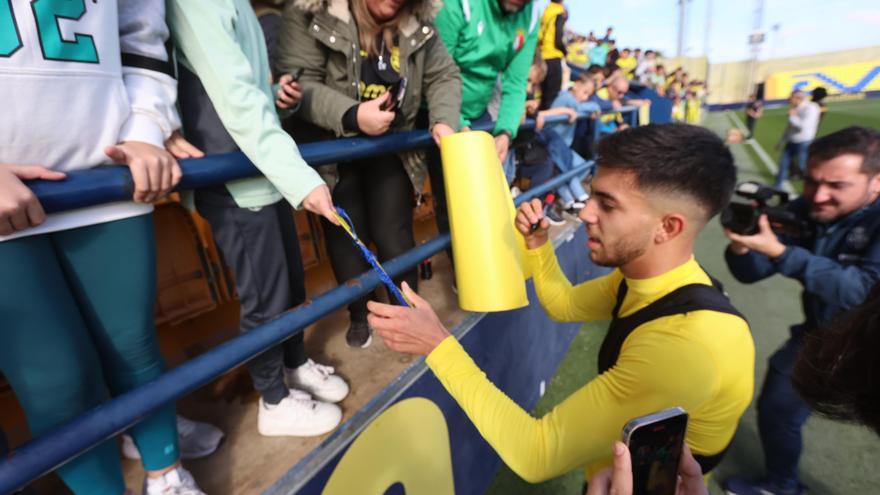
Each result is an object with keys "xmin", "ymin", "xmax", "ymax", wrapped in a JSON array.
[
  {"xmin": 596, "ymin": 272, "xmax": 745, "ymax": 474},
  {"xmin": 597, "ymin": 275, "xmax": 745, "ymax": 375}
]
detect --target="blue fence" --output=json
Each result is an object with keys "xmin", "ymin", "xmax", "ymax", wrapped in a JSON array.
[{"xmin": 1, "ymin": 109, "xmax": 637, "ymax": 493}]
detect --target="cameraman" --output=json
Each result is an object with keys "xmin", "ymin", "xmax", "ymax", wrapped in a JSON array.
[{"xmin": 722, "ymin": 126, "xmax": 880, "ymax": 495}]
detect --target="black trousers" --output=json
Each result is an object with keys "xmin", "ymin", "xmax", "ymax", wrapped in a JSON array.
[
  {"xmin": 321, "ymin": 155, "xmax": 418, "ymax": 322},
  {"xmin": 195, "ymin": 188, "xmax": 307, "ymax": 404},
  {"xmin": 540, "ymin": 58, "xmax": 564, "ymax": 110}
]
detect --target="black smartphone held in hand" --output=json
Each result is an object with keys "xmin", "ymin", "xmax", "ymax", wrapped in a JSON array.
[
  {"xmin": 380, "ymin": 77, "xmax": 408, "ymax": 111},
  {"xmin": 622, "ymin": 407, "xmax": 688, "ymax": 495},
  {"xmin": 290, "ymin": 67, "xmax": 305, "ymax": 81}
]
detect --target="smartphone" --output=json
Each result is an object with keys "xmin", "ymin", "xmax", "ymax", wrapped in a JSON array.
[
  {"xmin": 380, "ymin": 77, "xmax": 408, "ymax": 111},
  {"xmin": 290, "ymin": 67, "xmax": 305, "ymax": 81},
  {"xmin": 622, "ymin": 407, "xmax": 688, "ymax": 495}
]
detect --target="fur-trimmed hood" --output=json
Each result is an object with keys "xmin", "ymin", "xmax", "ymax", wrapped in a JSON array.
[{"xmin": 292, "ymin": 0, "xmax": 438, "ymax": 25}]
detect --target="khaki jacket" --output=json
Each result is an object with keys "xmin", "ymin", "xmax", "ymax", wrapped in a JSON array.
[{"xmin": 277, "ymin": 0, "xmax": 461, "ymax": 191}]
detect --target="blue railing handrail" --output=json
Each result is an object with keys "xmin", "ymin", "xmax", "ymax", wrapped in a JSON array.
[
  {"xmin": 0, "ymin": 109, "xmax": 632, "ymax": 493},
  {"xmin": 27, "ymin": 108, "xmax": 639, "ymax": 214}
]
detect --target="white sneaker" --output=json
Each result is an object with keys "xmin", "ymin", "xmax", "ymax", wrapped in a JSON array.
[
  {"xmin": 285, "ymin": 359, "xmax": 350, "ymax": 403},
  {"xmin": 142, "ymin": 466, "xmax": 204, "ymax": 495},
  {"xmin": 510, "ymin": 186, "xmax": 522, "ymax": 198},
  {"xmin": 122, "ymin": 416, "xmax": 224, "ymax": 460},
  {"xmin": 257, "ymin": 390, "xmax": 342, "ymax": 437}
]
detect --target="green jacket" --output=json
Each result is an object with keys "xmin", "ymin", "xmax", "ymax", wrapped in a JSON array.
[
  {"xmin": 277, "ymin": 0, "xmax": 461, "ymax": 192},
  {"xmin": 436, "ymin": 0, "xmax": 539, "ymax": 138},
  {"xmin": 167, "ymin": 0, "xmax": 324, "ymax": 209}
]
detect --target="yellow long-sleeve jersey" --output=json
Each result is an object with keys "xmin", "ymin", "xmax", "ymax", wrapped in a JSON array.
[{"xmin": 426, "ymin": 241, "xmax": 754, "ymax": 483}]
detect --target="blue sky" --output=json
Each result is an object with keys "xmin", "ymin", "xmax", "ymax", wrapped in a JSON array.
[{"xmin": 554, "ymin": 0, "xmax": 880, "ymax": 63}]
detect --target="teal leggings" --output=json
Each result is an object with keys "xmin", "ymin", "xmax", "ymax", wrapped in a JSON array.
[{"xmin": 0, "ymin": 214, "xmax": 178, "ymax": 494}]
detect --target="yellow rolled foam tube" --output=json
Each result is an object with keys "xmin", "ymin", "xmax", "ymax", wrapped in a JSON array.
[{"xmin": 440, "ymin": 131, "xmax": 529, "ymax": 312}]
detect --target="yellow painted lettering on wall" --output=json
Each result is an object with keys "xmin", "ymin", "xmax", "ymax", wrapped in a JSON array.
[{"xmin": 322, "ymin": 398, "xmax": 455, "ymax": 495}]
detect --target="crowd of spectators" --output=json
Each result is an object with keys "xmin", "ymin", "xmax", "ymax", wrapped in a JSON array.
[{"xmin": 561, "ymin": 24, "xmax": 709, "ymax": 125}]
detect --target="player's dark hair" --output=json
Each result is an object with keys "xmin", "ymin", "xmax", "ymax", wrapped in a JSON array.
[
  {"xmin": 597, "ymin": 124, "xmax": 737, "ymax": 220},
  {"xmin": 808, "ymin": 126, "xmax": 880, "ymax": 175}
]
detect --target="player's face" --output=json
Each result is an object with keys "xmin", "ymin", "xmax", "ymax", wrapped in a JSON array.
[
  {"xmin": 805, "ymin": 153, "xmax": 880, "ymax": 222},
  {"xmin": 579, "ymin": 168, "xmax": 656, "ymax": 267}
]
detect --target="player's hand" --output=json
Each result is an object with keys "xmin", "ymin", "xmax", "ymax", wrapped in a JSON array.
[
  {"xmin": 0, "ymin": 165, "xmax": 66, "ymax": 235},
  {"xmin": 368, "ymin": 282, "xmax": 451, "ymax": 356},
  {"xmin": 431, "ymin": 123, "xmax": 455, "ymax": 146},
  {"xmin": 357, "ymin": 92, "xmax": 396, "ymax": 136},
  {"xmin": 302, "ymin": 184, "xmax": 339, "ymax": 226},
  {"xmin": 724, "ymin": 214, "xmax": 786, "ymax": 259},
  {"xmin": 515, "ymin": 198, "xmax": 550, "ymax": 250},
  {"xmin": 105, "ymin": 141, "xmax": 182, "ymax": 203},
  {"xmin": 565, "ymin": 107, "xmax": 578, "ymax": 123},
  {"xmin": 494, "ymin": 133, "xmax": 511, "ymax": 163},
  {"xmin": 276, "ymin": 73, "xmax": 303, "ymax": 109},
  {"xmin": 164, "ymin": 131, "xmax": 205, "ymax": 160}
]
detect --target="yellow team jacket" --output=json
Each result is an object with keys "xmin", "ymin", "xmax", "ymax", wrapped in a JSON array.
[
  {"xmin": 426, "ymin": 241, "xmax": 755, "ymax": 482},
  {"xmin": 539, "ymin": 2, "xmax": 566, "ymax": 61},
  {"xmin": 686, "ymin": 98, "xmax": 702, "ymax": 124},
  {"xmin": 616, "ymin": 56, "xmax": 637, "ymax": 79}
]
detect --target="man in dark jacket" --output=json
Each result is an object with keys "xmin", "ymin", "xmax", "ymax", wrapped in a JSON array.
[{"xmin": 722, "ymin": 127, "xmax": 880, "ymax": 495}]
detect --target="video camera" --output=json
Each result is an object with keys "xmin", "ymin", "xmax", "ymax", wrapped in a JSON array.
[{"xmin": 720, "ymin": 182, "xmax": 811, "ymax": 238}]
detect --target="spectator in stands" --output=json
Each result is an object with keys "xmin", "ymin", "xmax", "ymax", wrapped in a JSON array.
[
  {"xmin": 167, "ymin": 0, "xmax": 351, "ymax": 439},
  {"xmin": 667, "ymin": 67, "xmax": 685, "ymax": 98},
  {"xmin": 538, "ymin": 0, "xmax": 568, "ymax": 110},
  {"xmin": 671, "ymin": 94, "xmax": 685, "ymax": 122},
  {"xmin": 615, "ymin": 48, "xmax": 637, "ymax": 79},
  {"xmin": 594, "ymin": 76, "xmax": 643, "ymax": 134},
  {"xmin": 635, "ymin": 49, "xmax": 657, "ymax": 83},
  {"xmin": 0, "ymin": 2, "xmax": 206, "ymax": 494},
  {"xmin": 605, "ymin": 40, "xmax": 620, "ymax": 66},
  {"xmin": 416, "ymin": 0, "xmax": 537, "ymax": 270},
  {"xmin": 633, "ymin": 48, "xmax": 643, "ymax": 64},
  {"xmin": 588, "ymin": 39, "xmax": 610, "ymax": 67},
  {"xmin": 566, "ymin": 35, "xmax": 589, "ymax": 67},
  {"xmin": 774, "ymin": 90, "xmax": 821, "ymax": 187},
  {"xmin": 525, "ymin": 62, "xmax": 547, "ymax": 118},
  {"xmin": 723, "ymin": 126, "xmax": 880, "ymax": 495},
  {"xmin": 587, "ymin": 64, "xmax": 606, "ymax": 88},
  {"xmin": 368, "ymin": 124, "xmax": 753, "ymax": 486},
  {"xmin": 651, "ymin": 64, "xmax": 668, "ymax": 93},
  {"xmin": 537, "ymin": 73, "xmax": 600, "ymax": 214},
  {"xmin": 277, "ymin": 0, "xmax": 461, "ymax": 348},
  {"xmin": 745, "ymin": 93, "xmax": 764, "ymax": 139},
  {"xmin": 602, "ymin": 26, "xmax": 614, "ymax": 42},
  {"xmin": 685, "ymin": 90, "xmax": 702, "ymax": 124}
]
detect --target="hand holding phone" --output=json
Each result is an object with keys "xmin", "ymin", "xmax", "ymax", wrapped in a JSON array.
[
  {"xmin": 622, "ymin": 407, "xmax": 688, "ymax": 495},
  {"xmin": 276, "ymin": 68, "xmax": 305, "ymax": 109},
  {"xmin": 380, "ymin": 78, "xmax": 408, "ymax": 111}
]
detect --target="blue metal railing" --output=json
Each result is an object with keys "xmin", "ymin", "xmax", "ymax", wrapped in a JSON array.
[{"xmin": 1, "ymin": 109, "xmax": 637, "ymax": 493}]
